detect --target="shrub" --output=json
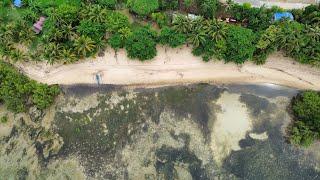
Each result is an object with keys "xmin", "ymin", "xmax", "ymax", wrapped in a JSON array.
[
  {"xmin": 158, "ymin": 0, "xmax": 178, "ymax": 10},
  {"xmin": 96, "ymin": 0, "xmax": 117, "ymax": 9},
  {"xmin": 228, "ymin": 3, "xmax": 275, "ymax": 31},
  {"xmin": 151, "ymin": 12, "xmax": 169, "ymax": 28},
  {"xmin": 105, "ymin": 11, "xmax": 130, "ymax": 33},
  {"xmin": 253, "ymin": 25, "xmax": 280, "ymax": 64},
  {"xmin": 197, "ymin": 0, "xmax": 218, "ymax": 18},
  {"xmin": 159, "ymin": 27, "xmax": 186, "ymax": 48},
  {"xmin": 77, "ymin": 20, "xmax": 105, "ymax": 40},
  {"xmin": 0, "ymin": 115, "xmax": 8, "ymax": 123},
  {"xmin": 127, "ymin": 0, "xmax": 159, "ymax": 16},
  {"xmin": 289, "ymin": 91, "xmax": 320, "ymax": 146},
  {"xmin": 32, "ymin": 83, "xmax": 60, "ymax": 109},
  {"xmin": 224, "ymin": 25, "xmax": 256, "ymax": 64},
  {"xmin": 0, "ymin": 62, "xmax": 60, "ymax": 112},
  {"xmin": 53, "ymin": 3, "xmax": 79, "ymax": 25},
  {"xmin": 108, "ymin": 33, "xmax": 124, "ymax": 50},
  {"xmin": 125, "ymin": 27, "xmax": 157, "ymax": 60}
]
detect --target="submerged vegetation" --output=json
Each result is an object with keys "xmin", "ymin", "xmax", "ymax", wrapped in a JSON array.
[
  {"xmin": 0, "ymin": 0, "xmax": 319, "ymax": 65},
  {"xmin": 289, "ymin": 91, "xmax": 320, "ymax": 147}
]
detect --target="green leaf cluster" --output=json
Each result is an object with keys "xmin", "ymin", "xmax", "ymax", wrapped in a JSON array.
[
  {"xmin": 0, "ymin": 62, "xmax": 60, "ymax": 113},
  {"xmin": 289, "ymin": 91, "xmax": 320, "ymax": 147},
  {"xmin": 125, "ymin": 27, "xmax": 157, "ymax": 60}
]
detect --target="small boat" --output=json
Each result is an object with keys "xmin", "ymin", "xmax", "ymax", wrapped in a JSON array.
[{"xmin": 33, "ymin": 17, "xmax": 46, "ymax": 34}]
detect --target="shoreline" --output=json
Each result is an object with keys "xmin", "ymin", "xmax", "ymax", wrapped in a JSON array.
[{"xmin": 16, "ymin": 46, "xmax": 320, "ymax": 90}]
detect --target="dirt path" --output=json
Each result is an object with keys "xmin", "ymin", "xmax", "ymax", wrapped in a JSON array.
[{"xmin": 16, "ymin": 46, "xmax": 320, "ymax": 90}]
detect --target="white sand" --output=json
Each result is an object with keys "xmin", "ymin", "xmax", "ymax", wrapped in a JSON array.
[
  {"xmin": 16, "ymin": 46, "xmax": 320, "ymax": 90},
  {"xmin": 210, "ymin": 92, "xmax": 252, "ymax": 166}
]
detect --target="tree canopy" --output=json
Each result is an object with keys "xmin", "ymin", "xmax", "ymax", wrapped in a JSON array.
[
  {"xmin": 125, "ymin": 27, "xmax": 157, "ymax": 60},
  {"xmin": 127, "ymin": 0, "xmax": 159, "ymax": 16},
  {"xmin": 289, "ymin": 91, "xmax": 320, "ymax": 147},
  {"xmin": 0, "ymin": 62, "xmax": 60, "ymax": 113},
  {"xmin": 224, "ymin": 25, "xmax": 256, "ymax": 64}
]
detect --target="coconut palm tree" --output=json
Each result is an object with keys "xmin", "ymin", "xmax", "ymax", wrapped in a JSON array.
[
  {"xmin": 9, "ymin": 49, "xmax": 28, "ymax": 62},
  {"xmin": 60, "ymin": 47, "xmax": 77, "ymax": 63},
  {"xmin": 80, "ymin": 5, "xmax": 108, "ymax": 23},
  {"xmin": 204, "ymin": 19, "xmax": 228, "ymax": 42},
  {"xmin": 73, "ymin": 35, "xmax": 95, "ymax": 58},
  {"xmin": 306, "ymin": 25, "xmax": 320, "ymax": 42},
  {"xmin": 188, "ymin": 26, "xmax": 207, "ymax": 47},
  {"xmin": 44, "ymin": 43, "xmax": 62, "ymax": 64},
  {"xmin": 61, "ymin": 24, "xmax": 76, "ymax": 41},
  {"xmin": 172, "ymin": 15, "xmax": 192, "ymax": 34}
]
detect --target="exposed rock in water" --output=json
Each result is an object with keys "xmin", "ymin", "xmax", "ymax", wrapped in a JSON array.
[{"xmin": 28, "ymin": 106, "xmax": 44, "ymax": 122}]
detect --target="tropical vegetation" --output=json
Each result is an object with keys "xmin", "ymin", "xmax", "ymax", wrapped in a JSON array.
[
  {"xmin": 289, "ymin": 91, "xmax": 320, "ymax": 147},
  {"xmin": 0, "ymin": 61, "xmax": 60, "ymax": 113},
  {"xmin": 0, "ymin": 1, "xmax": 319, "ymax": 64}
]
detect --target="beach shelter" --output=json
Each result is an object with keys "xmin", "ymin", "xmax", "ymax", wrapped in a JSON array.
[
  {"xmin": 13, "ymin": 0, "xmax": 22, "ymax": 7},
  {"xmin": 273, "ymin": 12, "xmax": 294, "ymax": 21}
]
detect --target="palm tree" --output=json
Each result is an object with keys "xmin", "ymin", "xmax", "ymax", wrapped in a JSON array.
[
  {"xmin": 172, "ymin": 15, "xmax": 192, "ymax": 34},
  {"xmin": 188, "ymin": 26, "xmax": 207, "ymax": 47},
  {"xmin": 9, "ymin": 49, "xmax": 28, "ymax": 62},
  {"xmin": 73, "ymin": 36, "xmax": 95, "ymax": 58},
  {"xmin": 204, "ymin": 19, "xmax": 228, "ymax": 42},
  {"xmin": 60, "ymin": 47, "xmax": 77, "ymax": 63},
  {"xmin": 61, "ymin": 24, "xmax": 76, "ymax": 41},
  {"xmin": 190, "ymin": 16, "xmax": 205, "ymax": 30},
  {"xmin": 44, "ymin": 43, "xmax": 62, "ymax": 64},
  {"xmin": 80, "ymin": 5, "xmax": 108, "ymax": 23},
  {"xmin": 306, "ymin": 25, "xmax": 320, "ymax": 42}
]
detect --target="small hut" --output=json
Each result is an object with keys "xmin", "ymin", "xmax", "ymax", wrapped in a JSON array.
[{"xmin": 33, "ymin": 17, "xmax": 46, "ymax": 34}]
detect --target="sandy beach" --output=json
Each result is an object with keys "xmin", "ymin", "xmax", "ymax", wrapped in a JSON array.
[{"xmin": 16, "ymin": 46, "xmax": 320, "ymax": 90}]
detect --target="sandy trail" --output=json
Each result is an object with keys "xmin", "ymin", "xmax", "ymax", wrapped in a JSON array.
[{"xmin": 16, "ymin": 46, "xmax": 320, "ymax": 90}]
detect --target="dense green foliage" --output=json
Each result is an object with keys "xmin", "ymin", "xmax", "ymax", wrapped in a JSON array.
[
  {"xmin": 127, "ymin": 0, "xmax": 159, "ymax": 16},
  {"xmin": 224, "ymin": 25, "xmax": 255, "ymax": 64},
  {"xmin": 228, "ymin": 2, "xmax": 281, "ymax": 31},
  {"xmin": 0, "ymin": 62, "xmax": 60, "ymax": 113},
  {"xmin": 197, "ymin": 0, "xmax": 219, "ymax": 18},
  {"xmin": 0, "ymin": 0, "xmax": 319, "ymax": 63},
  {"xmin": 125, "ymin": 27, "xmax": 157, "ymax": 60},
  {"xmin": 289, "ymin": 91, "xmax": 320, "ymax": 147},
  {"xmin": 159, "ymin": 27, "xmax": 186, "ymax": 48},
  {"xmin": 0, "ymin": 115, "xmax": 8, "ymax": 123}
]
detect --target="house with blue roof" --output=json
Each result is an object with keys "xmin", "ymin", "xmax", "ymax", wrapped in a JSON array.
[
  {"xmin": 13, "ymin": 0, "xmax": 22, "ymax": 7},
  {"xmin": 273, "ymin": 12, "xmax": 294, "ymax": 21}
]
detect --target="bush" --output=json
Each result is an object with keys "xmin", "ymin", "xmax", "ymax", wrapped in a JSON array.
[
  {"xmin": 127, "ymin": 0, "xmax": 159, "ymax": 16},
  {"xmin": 0, "ymin": 62, "xmax": 60, "ymax": 112},
  {"xmin": 224, "ymin": 25, "xmax": 256, "ymax": 64},
  {"xmin": 158, "ymin": 0, "xmax": 178, "ymax": 10},
  {"xmin": 151, "ymin": 12, "xmax": 169, "ymax": 28},
  {"xmin": 108, "ymin": 33, "xmax": 124, "ymax": 50},
  {"xmin": 96, "ymin": 0, "xmax": 117, "ymax": 9},
  {"xmin": 289, "ymin": 91, "xmax": 320, "ymax": 146},
  {"xmin": 105, "ymin": 11, "xmax": 130, "ymax": 33},
  {"xmin": 0, "ymin": 115, "xmax": 8, "ymax": 123},
  {"xmin": 159, "ymin": 27, "xmax": 186, "ymax": 48},
  {"xmin": 197, "ymin": 0, "xmax": 218, "ymax": 18},
  {"xmin": 77, "ymin": 20, "xmax": 105, "ymax": 40},
  {"xmin": 253, "ymin": 25, "xmax": 280, "ymax": 64},
  {"xmin": 125, "ymin": 27, "xmax": 157, "ymax": 60},
  {"xmin": 228, "ymin": 3, "xmax": 276, "ymax": 31}
]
